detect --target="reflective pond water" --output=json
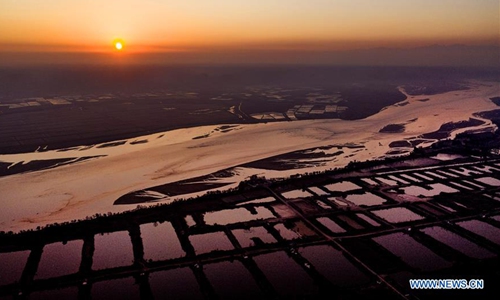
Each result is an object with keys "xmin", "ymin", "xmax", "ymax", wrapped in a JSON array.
[
  {"xmin": 298, "ymin": 245, "xmax": 369, "ymax": 287},
  {"xmin": 0, "ymin": 250, "xmax": 30, "ymax": 285},
  {"xmin": 36, "ymin": 240, "xmax": 83, "ymax": 279},
  {"xmin": 345, "ymin": 192, "xmax": 386, "ymax": 206},
  {"xmin": 316, "ymin": 217, "xmax": 346, "ymax": 233},
  {"xmin": 402, "ymin": 183, "xmax": 458, "ymax": 197},
  {"xmin": 253, "ymin": 251, "xmax": 319, "ymax": 297},
  {"xmin": 456, "ymin": 220, "xmax": 500, "ymax": 245},
  {"xmin": 91, "ymin": 277, "xmax": 140, "ymax": 300},
  {"xmin": 204, "ymin": 261, "xmax": 264, "ymax": 299},
  {"xmin": 323, "ymin": 181, "xmax": 362, "ymax": 192},
  {"xmin": 371, "ymin": 207, "xmax": 424, "ymax": 223},
  {"xmin": 422, "ymin": 226, "xmax": 494, "ymax": 259},
  {"xmin": 93, "ymin": 231, "xmax": 134, "ymax": 270},
  {"xmin": 149, "ymin": 267, "xmax": 203, "ymax": 299},
  {"xmin": 281, "ymin": 189, "xmax": 313, "ymax": 199},
  {"xmin": 141, "ymin": 222, "xmax": 184, "ymax": 261},
  {"xmin": 373, "ymin": 232, "xmax": 451, "ymax": 271},
  {"xmin": 189, "ymin": 231, "xmax": 234, "ymax": 254}
]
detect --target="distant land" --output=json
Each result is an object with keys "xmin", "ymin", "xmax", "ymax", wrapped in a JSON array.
[
  {"xmin": 0, "ymin": 65, "xmax": 497, "ymax": 154},
  {"xmin": 0, "ymin": 44, "xmax": 498, "ymax": 67}
]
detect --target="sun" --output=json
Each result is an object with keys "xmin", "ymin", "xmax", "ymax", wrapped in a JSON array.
[{"xmin": 113, "ymin": 39, "xmax": 125, "ymax": 51}]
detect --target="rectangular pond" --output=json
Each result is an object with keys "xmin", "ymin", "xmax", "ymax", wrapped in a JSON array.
[
  {"xmin": 149, "ymin": 267, "xmax": 203, "ymax": 300},
  {"xmin": 189, "ymin": 231, "xmax": 234, "ymax": 255},
  {"xmin": 373, "ymin": 232, "xmax": 451, "ymax": 271},
  {"xmin": 91, "ymin": 277, "xmax": 140, "ymax": 300},
  {"xmin": 456, "ymin": 220, "xmax": 500, "ymax": 245},
  {"xmin": 308, "ymin": 187, "xmax": 329, "ymax": 196},
  {"xmin": 402, "ymin": 183, "xmax": 458, "ymax": 197},
  {"xmin": 344, "ymin": 192, "xmax": 386, "ymax": 206},
  {"xmin": 204, "ymin": 261, "xmax": 264, "ymax": 300},
  {"xmin": 324, "ymin": 181, "xmax": 362, "ymax": 193},
  {"xmin": 371, "ymin": 207, "xmax": 424, "ymax": 224},
  {"xmin": 253, "ymin": 251, "xmax": 319, "ymax": 297},
  {"xmin": 316, "ymin": 217, "xmax": 346, "ymax": 233},
  {"xmin": 93, "ymin": 231, "xmax": 134, "ymax": 270},
  {"xmin": 421, "ymin": 226, "xmax": 495, "ymax": 259},
  {"xmin": 298, "ymin": 245, "xmax": 369, "ymax": 287},
  {"xmin": 474, "ymin": 177, "xmax": 500, "ymax": 187},
  {"xmin": 0, "ymin": 250, "xmax": 30, "ymax": 286},
  {"xmin": 35, "ymin": 240, "xmax": 83, "ymax": 279},
  {"xmin": 281, "ymin": 189, "xmax": 313, "ymax": 199},
  {"xmin": 140, "ymin": 222, "xmax": 185, "ymax": 262}
]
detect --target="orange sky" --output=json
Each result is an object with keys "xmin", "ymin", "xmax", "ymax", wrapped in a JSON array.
[
  {"xmin": 1, "ymin": 0, "xmax": 498, "ymax": 53},
  {"xmin": 0, "ymin": 0, "xmax": 498, "ymax": 67}
]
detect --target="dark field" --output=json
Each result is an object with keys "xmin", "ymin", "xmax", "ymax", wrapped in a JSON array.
[{"xmin": 0, "ymin": 65, "xmax": 498, "ymax": 154}]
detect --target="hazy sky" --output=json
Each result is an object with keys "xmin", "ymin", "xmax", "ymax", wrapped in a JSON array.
[{"xmin": 0, "ymin": 0, "xmax": 498, "ymax": 64}]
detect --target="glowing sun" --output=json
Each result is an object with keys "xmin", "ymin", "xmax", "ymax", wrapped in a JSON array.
[
  {"xmin": 113, "ymin": 39, "xmax": 124, "ymax": 51},
  {"xmin": 115, "ymin": 42, "xmax": 123, "ymax": 50}
]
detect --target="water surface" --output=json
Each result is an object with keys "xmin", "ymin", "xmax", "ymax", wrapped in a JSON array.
[
  {"xmin": 422, "ymin": 226, "xmax": 494, "ymax": 259},
  {"xmin": 345, "ymin": 192, "xmax": 386, "ymax": 206},
  {"xmin": 189, "ymin": 231, "xmax": 234, "ymax": 254},
  {"xmin": 0, "ymin": 250, "xmax": 30, "ymax": 285},
  {"xmin": 91, "ymin": 277, "xmax": 140, "ymax": 300},
  {"xmin": 141, "ymin": 222, "xmax": 184, "ymax": 261},
  {"xmin": 323, "ymin": 181, "xmax": 362, "ymax": 192},
  {"xmin": 316, "ymin": 217, "xmax": 346, "ymax": 233},
  {"xmin": 204, "ymin": 261, "xmax": 264, "ymax": 299},
  {"xmin": 36, "ymin": 240, "xmax": 83, "ymax": 279},
  {"xmin": 253, "ymin": 251, "xmax": 318, "ymax": 297},
  {"xmin": 371, "ymin": 207, "xmax": 424, "ymax": 223},
  {"xmin": 402, "ymin": 183, "xmax": 458, "ymax": 197},
  {"xmin": 456, "ymin": 220, "xmax": 500, "ymax": 245},
  {"xmin": 232, "ymin": 227, "xmax": 276, "ymax": 248},
  {"xmin": 93, "ymin": 231, "xmax": 134, "ymax": 270},
  {"xmin": 298, "ymin": 245, "xmax": 369, "ymax": 287},
  {"xmin": 149, "ymin": 267, "xmax": 203, "ymax": 299},
  {"xmin": 373, "ymin": 232, "xmax": 451, "ymax": 271}
]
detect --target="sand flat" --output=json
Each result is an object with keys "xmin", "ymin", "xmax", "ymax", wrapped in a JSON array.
[{"xmin": 0, "ymin": 81, "xmax": 498, "ymax": 232}]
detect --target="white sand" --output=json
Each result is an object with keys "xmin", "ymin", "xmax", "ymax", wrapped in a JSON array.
[{"xmin": 0, "ymin": 81, "xmax": 498, "ymax": 231}]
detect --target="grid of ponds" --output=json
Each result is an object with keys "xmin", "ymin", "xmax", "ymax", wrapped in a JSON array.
[{"xmin": 1, "ymin": 158, "xmax": 499, "ymax": 299}]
